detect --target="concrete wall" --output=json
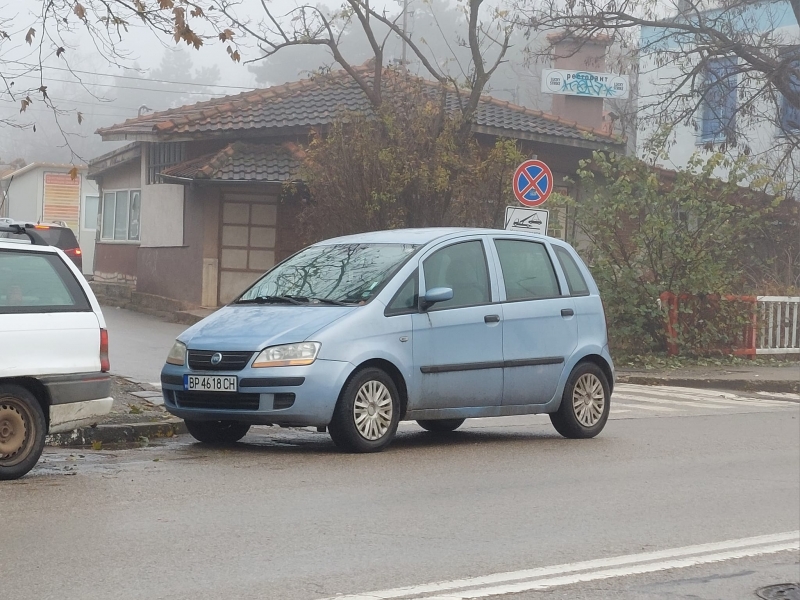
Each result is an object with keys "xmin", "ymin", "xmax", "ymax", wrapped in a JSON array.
[
  {"xmin": 140, "ymin": 183, "xmax": 185, "ymax": 247},
  {"xmin": 135, "ymin": 185, "xmax": 208, "ymax": 306},
  {"xmin": 100, "ymin": 160, "xmax": 141, "ymax": 191},
  {"xmin": 94, "ymin": 242, "xmax": 138, "ymax": 286},
  {"xmin": 550, "ymin": 38, "xmax": 609, "ymax": 131},
  {"xmin": 4, "ymin": 169, "xmax": 42, "ymax": 222}
]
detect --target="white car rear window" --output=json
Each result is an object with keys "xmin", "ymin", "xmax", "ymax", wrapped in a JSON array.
[{"xmin": 0, "ymin": 250, "xmax": 90, "ymax": 313}]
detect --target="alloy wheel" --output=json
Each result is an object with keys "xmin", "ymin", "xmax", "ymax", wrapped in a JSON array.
[
  {"xmin": 353, "ymin": 380, "xmax": 393, "ymax": 441},
  {"xmin": 572, "ymin": 373, "xmax": 605, "ymax": 427}
]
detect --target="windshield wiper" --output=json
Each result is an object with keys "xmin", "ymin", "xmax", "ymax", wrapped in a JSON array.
[
  {"xmin": 307, "ymin": 297, "xmax": 355, "ymax": 306},
  {"xmin": 236, "ymin": 295, "xmax": 305, "ymax": 305}
]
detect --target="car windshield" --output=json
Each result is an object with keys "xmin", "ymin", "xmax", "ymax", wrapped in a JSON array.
[{"xmin": 237, "ymin": 243, "xmax": 418, "ymax": 305}]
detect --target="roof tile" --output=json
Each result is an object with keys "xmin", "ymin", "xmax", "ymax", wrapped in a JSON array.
[{"xmin": 97, "ymin": 66, "xmax": 620, "ymax": 145}]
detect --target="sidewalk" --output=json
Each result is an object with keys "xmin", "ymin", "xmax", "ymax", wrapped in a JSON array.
[
  {"xmin": 47, "ymin": 376, "xmax": 185, "ymax": 448},
  {"xmin": 616, "ymin": 365, "xmax": 799, "ymax": 394}
]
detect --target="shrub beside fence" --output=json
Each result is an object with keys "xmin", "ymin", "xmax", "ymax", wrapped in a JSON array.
[{"xmin": 660, "ymin": 293, "xmax": 800, "ymax": 357}]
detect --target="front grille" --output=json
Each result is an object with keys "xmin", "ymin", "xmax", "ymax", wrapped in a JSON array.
[
  {"xmin": 187, "ymin": 350, "xmax": 254, "ymax": 371},
  {"xmin": 175, "ymin": 391, "xmax": 260, "ymax": 411}
]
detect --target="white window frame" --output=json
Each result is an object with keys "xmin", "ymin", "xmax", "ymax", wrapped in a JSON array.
[{"xmin": 100, "ymin": 188, "xmax": 141, "ymax": 243}]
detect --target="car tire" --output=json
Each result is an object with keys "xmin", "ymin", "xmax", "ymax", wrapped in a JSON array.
[
  {"xmin": 0, "ymin": 385, "xmax": 47, "ymax": 481},
  {"xmin": 184, "ymin": 420, "xmax": 250, "ymax": 445},
  {"xmin": 328, "ymin": 367, "xmax": 400, "ymax": 453},
  {"xmin": 416, "ymin": 418, "xmax": 465, "ymax": 433},
  {"xmin": 550, "ymin": 362, "xmax": 610, "ymax": 439}
]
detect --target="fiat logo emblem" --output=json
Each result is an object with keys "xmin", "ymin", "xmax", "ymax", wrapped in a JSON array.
[{"xmin": 210, "ymin": 352, "xmax": 223, "ymax": 365}]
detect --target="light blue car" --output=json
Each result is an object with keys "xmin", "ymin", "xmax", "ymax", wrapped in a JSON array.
[{"xmin": 161, "ymin": 228, "xmax": 614, "ymax": 452}]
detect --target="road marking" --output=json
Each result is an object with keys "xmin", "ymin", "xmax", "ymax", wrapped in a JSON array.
[
  {"xmin": 612, "ymin": 394, "xmax": 727, "ymax": 410},
  {"xmin": 614, "ymin": 385, "xmax": 789, "ymax": 407},
  {"xmin": 613, "ymin": 401, "xmax": 679, "ymax": 412},
  {"xmin": 317, "ymin": 532, "xmax": 799, "ymax": 600}
]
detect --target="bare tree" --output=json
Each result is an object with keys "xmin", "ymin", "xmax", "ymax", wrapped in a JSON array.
[
  {"xmin": 0, "ymin": 0, "xmax": 210, "ymax": 162},
  {"xmin": 520, "ymin": 0, "xmax": 800, "ymax": 195},
  {"xmin": 206, "ymin": 0, "xmax": 517, "ymax": 132}
]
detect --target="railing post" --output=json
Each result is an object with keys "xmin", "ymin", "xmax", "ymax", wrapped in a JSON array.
[{"xmin": 661, "ymin": 291, "xmax": 678, "ymax": 356}]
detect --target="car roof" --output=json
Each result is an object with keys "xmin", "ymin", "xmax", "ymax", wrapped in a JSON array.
[
  {"xmin": 0, "ymin": 238, "xmax": 58, "ymax": 253},
  {"xmin": 315, "ymin": 227, "xmax": 559, "ymax": 246}
]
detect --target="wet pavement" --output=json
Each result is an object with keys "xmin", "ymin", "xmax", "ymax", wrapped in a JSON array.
[{"xmin": 2, "ymin": 406, "xmax": 798, "ymax": 600}]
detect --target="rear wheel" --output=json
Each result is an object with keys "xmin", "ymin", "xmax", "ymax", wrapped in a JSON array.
[
  {"xmin": 417, "ymin": 419, "xmax": 465, "ymax": 433},
  {"xmin": 184, "ymin": 420, "xmax": 250, "ymax": 445},
  {"xmin": 550, "ymin": 362, "xmax": 610, "ymax": 439},
  {"xmin": 0, "ymin": 385, "xmax": 47, "ymax": 481},
  {"xmin": 328, "ymin": 367, "xmax": 400, "ymax": 453}
]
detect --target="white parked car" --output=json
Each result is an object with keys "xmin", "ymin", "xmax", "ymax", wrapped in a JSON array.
[{"xmin": 0, "ymin": 223, "xmax": 113, "ymax": 480}]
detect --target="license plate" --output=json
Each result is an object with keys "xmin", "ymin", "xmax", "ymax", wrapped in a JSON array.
[{"xmin": 184, "ymin": 375, "xmax": 238, "ymax": 392}]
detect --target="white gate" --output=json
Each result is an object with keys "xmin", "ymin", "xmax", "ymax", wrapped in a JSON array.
[{"xmin": 757, "ymin": 296, "xmax": 800, "ymax": 354}]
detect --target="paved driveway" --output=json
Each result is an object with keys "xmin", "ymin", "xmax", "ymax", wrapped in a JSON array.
[{"xmin": 102, "ymin": 306, "xmax": 188, "ymax": 384}]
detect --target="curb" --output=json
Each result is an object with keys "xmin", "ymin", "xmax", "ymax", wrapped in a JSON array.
[
  {"xmin": 47, "ymin": 419, "xmax": 187, "ymax": 447},
  {"xmin": 616, "ymin": 375, "xmax": 799, "ymax": 395}
]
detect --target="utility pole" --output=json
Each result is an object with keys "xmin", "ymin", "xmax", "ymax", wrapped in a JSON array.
[{"xmin": 401, "ymin": 0, "xmax": 408, "ymax": 65}]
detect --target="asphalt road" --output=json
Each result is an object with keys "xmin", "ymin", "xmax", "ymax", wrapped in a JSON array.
[
  {"xmin": 102, "ymin": 306, "xmax": 188, "ymax": 384},
  {"xmin": 1, "ymin": 402, "xmax": 798, "ymax": 600}
]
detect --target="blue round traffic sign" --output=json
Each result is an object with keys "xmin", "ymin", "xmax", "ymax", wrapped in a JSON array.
[{"xmin": 513, "ymin": 159, "xmax": 553, "ymax": 207}]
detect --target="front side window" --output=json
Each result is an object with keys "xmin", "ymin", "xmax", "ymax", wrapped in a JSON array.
[
  {"xmin": 101, "ymin": 190, "xmax": 141, "ymax": 241},
  {"xmin": 386, "ymin": 270, "xmax": 418, "ymax": 315},
  {"xmin": 701, "ymin": 57, "xmax": 738, "ymax": 142},
  {"xmin": 422, "ymin": 240, "xmax": 490, "ymax": 309},
  {"xmin": 494, "ymin": 239, "xmax": 560, "ymax": 301},
  {"xmin": 0, "ymin": 250, "xmax": 90, "ymax": 313},
  {"xmin": 238, "ymin": 243, "xmax": 418, "ymax": 305}
]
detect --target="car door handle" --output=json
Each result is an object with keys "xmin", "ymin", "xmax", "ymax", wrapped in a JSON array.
[
  {"xmin": 561, "ymin": 308, "xmax": 575, "ymax": 317},
  {"xmin": 484, "ymin": 314, "xmax": 500, "ymax": 323}
]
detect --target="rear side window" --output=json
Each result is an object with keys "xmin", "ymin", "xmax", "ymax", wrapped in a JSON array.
[
  {"xmin": 0, "ymin": 250, "xmax": 90, "ymax": 313},
  {"xmin": 553, "ymin": 246, "xmax": 590, "ymax": 296},
  {"xmin": 494, "ymin": 240, "xmax": 560, "ymax": 301}
]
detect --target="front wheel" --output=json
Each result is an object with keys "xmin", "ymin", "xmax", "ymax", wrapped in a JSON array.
[
  {"xmin": 417, "ymin": 419, "xmax": 465, "ymax": 433},
  {"xmin": 550, "ymin": 362, "xmax": 610, "ymax": 439},
  {"xmin": 328, "ymin": 367, "xmax": 400, "ymax": 453},
  {"xmin": 0, "ymin": 385, "xmax": 47, "ymax": 481},
  {"xmin": 184, "ymin": 420, "xmax": 250, "ymax": 445}
]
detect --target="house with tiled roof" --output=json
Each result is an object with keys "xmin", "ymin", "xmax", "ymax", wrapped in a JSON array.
[{"xmin": 88, "ymin": 65, "xmax": 625, "ymax": 309}]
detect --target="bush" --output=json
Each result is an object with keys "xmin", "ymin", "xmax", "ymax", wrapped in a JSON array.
[{"xmin": 567, "ymin": 152, "xmax": 783, "ymax": 355}]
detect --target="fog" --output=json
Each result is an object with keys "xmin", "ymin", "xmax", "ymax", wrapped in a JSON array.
[{"xmin": 0, "ymin": 0, "xmax": 548, "ymax": 166}]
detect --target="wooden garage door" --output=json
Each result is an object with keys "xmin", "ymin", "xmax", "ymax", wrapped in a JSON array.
[{"xmin": 218, "ymin": 195, "xmax": 277, "ymax": 305}]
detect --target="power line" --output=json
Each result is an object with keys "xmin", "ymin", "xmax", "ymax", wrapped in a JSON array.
[
  {"xmin": 7, "ymin": 73, "xmax": 229, "ymax": 96},
  {"xmin": 9, "ymin": 61, "xmax": 257, "ymax": 91}
]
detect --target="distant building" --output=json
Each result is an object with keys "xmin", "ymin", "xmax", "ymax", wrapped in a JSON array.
[
  {"xmin": 0, "ymin": 163, "xmax": 99, "ymax": 274},
  {"xmin": 89, "ymin": 65, "xmax": 625, "ymax": 309},
  {"xmin": 636, "ymin": 0, "xmax": 799, "ymax": 196}
]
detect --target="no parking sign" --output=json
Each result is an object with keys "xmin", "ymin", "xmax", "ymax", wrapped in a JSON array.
[{"xmin": 513, "ymin": 159, "xmax": 553, "ymax": 207}]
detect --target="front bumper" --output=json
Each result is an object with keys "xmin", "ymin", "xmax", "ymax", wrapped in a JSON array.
[{"xmin": 160, "ymin": 359, "xmax": 353, "ymax": 427}]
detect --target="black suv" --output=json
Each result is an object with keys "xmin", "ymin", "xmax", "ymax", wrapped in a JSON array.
[{"xmin": 0, "ymin": 219, "xmax": 83, "ymax": 270}]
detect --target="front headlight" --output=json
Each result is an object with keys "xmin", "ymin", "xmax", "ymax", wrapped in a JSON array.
[
  {"xmin": 252, "ymin": 342, "xmax": 321, "ymax": 367},
  {"xmin": 166, "ymin": 340, "xmax": 187, "ymax": 366}
]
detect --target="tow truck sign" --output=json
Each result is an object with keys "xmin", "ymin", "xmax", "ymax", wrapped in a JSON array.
[{"xmin": 504, "ymin": 206, "xmax": 549, "ymax": 235}]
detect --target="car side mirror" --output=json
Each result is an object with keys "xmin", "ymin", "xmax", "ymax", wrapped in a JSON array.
[{"xmin": 420, "ymin": 287, "xmax": 453, "ymax": 311}]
